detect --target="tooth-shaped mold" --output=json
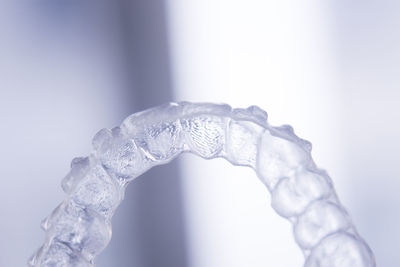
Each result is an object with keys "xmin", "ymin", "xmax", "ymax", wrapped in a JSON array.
[
  {"xmin": 294, "ymin": 200, "xmax": 352, "ymax": 249},
  {"xmin": 30, "ymin": 241, "xmax": 92, "ymax": 267},
  {"xmin": 47, "ymin": 201, "xmax": 111, "ymax": 262},
  {"xmin": 69, "ymin": 164, "xmax": 122, "ymax": 220},
  {"xmin": 62, "ymin": 157, "xmax": 92, "ymax": 194},
  {"xmin": 271, "ymin": 170, "xmax": 332, "ymax": 218},
  {"xmin": 256, "ymin": 129, "xmax": 312, "ymax": 190},
  {"xmin": 30, "ymin": 102, "xmax": 375, "ymax": 267},
  {"xmin": 133, "ymin": 120, "xmax": 184, "ymax": 161},
  {"xmin": 224, "ymin": 120, "xmax": 264, "ymax": 168},
  {"xmin": 304, "ymin": 232, "xmax": 375, "ymax": 267},
  {"xmin": 181, "ymin": 115, "xmax": 227, "ymax": 158}
]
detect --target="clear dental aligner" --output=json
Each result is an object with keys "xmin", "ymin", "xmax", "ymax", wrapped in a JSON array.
[{"xmin": 29, "ymin": 102, "xmax": 376, "ymax": 267}]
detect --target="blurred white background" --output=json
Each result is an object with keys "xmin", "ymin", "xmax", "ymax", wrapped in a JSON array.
[{"xmin": 0, "ymin": 0, "xmax": 399, "ymax": 266}]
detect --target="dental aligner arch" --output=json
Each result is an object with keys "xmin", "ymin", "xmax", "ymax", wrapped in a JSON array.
[{"xmin": 30, "ymin": 102, "xmax": 375, "ymax": 267}]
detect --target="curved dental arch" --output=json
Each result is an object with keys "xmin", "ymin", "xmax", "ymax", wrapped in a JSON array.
[{"xmin": 29, "ymin": 102, "xmax": 376, "ymax": 267}]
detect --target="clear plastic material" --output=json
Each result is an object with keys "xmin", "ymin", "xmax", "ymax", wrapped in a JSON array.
[{"xmin": 29, "ymin": 102, "xmax": 376, "ymax": 267}]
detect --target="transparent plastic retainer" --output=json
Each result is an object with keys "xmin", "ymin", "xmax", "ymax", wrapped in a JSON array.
[{"xmin": 29, "ymin": 102, "xmax": 376, "ymax": 267}]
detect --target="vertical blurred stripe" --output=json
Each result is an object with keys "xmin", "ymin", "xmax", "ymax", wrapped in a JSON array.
[{"xmin": 98, "ymin": 1, "xmax": 187, "ymax": 266}]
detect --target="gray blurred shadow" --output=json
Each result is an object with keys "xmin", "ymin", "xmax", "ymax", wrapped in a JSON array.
[{"xmin": 98, "ymin": 0, "xmax": 188, "ymax": 266}]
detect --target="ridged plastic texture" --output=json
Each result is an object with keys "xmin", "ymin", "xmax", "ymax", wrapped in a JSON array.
[{"xmin": 29, "ymin": 102, "xmax": 376, "ymax": 267}]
